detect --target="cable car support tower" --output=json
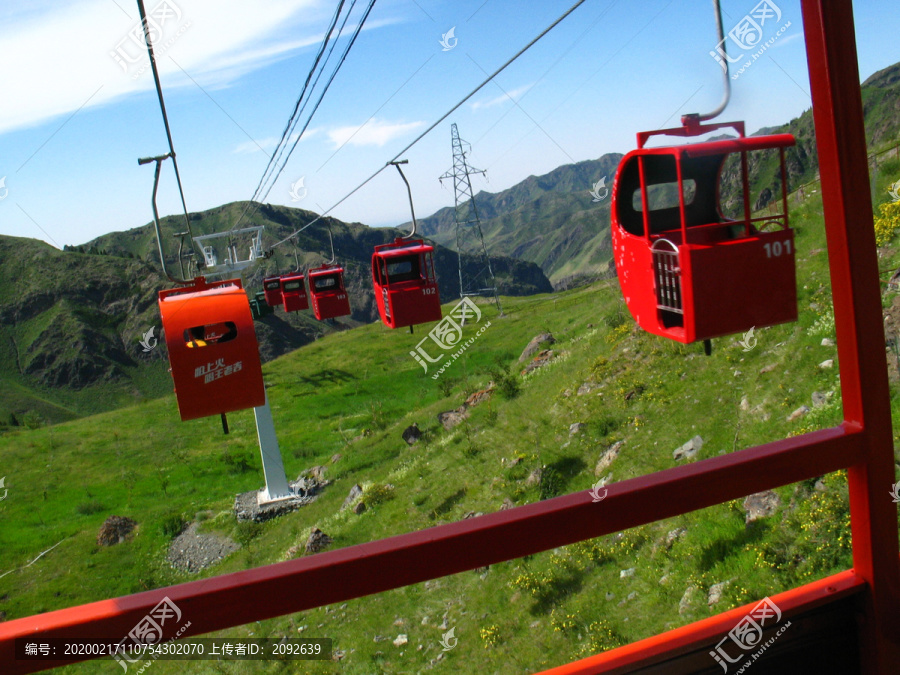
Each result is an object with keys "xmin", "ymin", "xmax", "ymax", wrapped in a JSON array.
[{"xmin": 440, "ymin": 124, "xmax": 502, "ymax": 318}]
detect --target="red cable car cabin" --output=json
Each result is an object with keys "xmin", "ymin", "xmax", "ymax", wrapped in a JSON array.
[
  {"xmin": 262, "ymin": 276, "xmax": 284, "ymax": 307},
  {"xmin": 158, "ymin": 277, "xmax": 265, "ymax": 421},
  {"xmin": 372, "ymin": 238, "xmax": 442, "ymax": 329},
  {"xmin": 280, "ymin": 274, "xmax": 309, "ymax": 313},
  {"xmin": 611, "ymin": 119, "xmax": 797, "ymax": 345},
  {"xmin": 308, "ymin": 264, "xmax": 351, "ymax": 320}
]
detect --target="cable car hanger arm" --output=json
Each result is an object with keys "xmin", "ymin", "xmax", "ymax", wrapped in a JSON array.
[
  {"xmin": 324, "ymin": 222, "xmax": 336, "ymax": 265},
  {"xmin": 139, "ymin": 153, "xmax": 192, "ymax": 285},
  {"xmin": 390, "ymin": 160, "xmax": 419, "ymax": 239},
  {"xmin": 684, "ymin": 0, "xmax": 731, "ymax": 126},
  {"xmin": 638, "ymin": 0, "xmax": 737, "ymax": 148},
  {"xmin": 292, "ymin": 240, "xmax": 301, "ymax": 274}
]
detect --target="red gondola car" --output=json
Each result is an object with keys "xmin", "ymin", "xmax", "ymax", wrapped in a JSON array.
[
  {"xmin": 308, "ymin": 264, "xmax": 351, "ymax": 320},
  {"xmin": 280, "ymin": 274, "xmax": 309, "ymax": 313},
  {"xmin": 611, "ymin": 119, "xmax": 797, "ymax": 345},
  {"xmin": 158, "ymin": 277, "xmax": 265, "ymax": 421},
  {"xmin": 262, "ymin": 276, "xmax": 284, "ymax": 307},
  {"xmin": 372, "ymin": 238, "xmax": 442, "ymax": 329}
]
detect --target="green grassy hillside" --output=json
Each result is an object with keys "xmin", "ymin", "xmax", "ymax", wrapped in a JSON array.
[
  {"xmin": 0, "ymin": 236, "xmax": 174, "ymax": 426},
  {"xmin": 4, "ymin": 166, "xmax": 900, "ymax": 673}
]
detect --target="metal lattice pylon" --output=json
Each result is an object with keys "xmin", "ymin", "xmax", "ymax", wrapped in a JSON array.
[{"xmin": 439, "ymin": 123, "xmax": 502, "ymax": 316}]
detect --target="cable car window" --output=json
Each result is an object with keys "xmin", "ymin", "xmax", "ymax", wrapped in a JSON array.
[
  {"xmin": 386, "ymin": 257, "xmax": 421, "ymax": 283},
  {"xmin": 283, "ymin": 280, "xmax": 303, "ymax": 292},
  {"xmin": 389, "ymin": 260, "xmax": 412, "ymax": 275},
  {"xmin": 264, "ymin": 280, "xmax": 281, "ymax": 290},
  {"xmin": 717, "ymin": 149, "xmax": 782, "ymax": 221},
  {"xmin": 374, "ymin": 259, "xmax": 386, "ymax": 286},
  {"xmin": 313, "ymin": 276, "xmax": 338, "ymax": 290},
  {"xmin": 184, "ymin": 322, "xmax": 237, "ymax": 348},
  {"xmin": 633, "ymin": 180, "xmax": 697, "ymax": 212}
]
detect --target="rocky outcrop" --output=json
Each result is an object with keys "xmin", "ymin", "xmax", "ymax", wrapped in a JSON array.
[
  {"xmin": 305, "ymin": 528, "xmax": 333, "ymax": 554},
  {"xmin": 518, "ymin": 332, "xmax": 555, "ymax": 363},
  {"xmin": 97, "ymin": 515, "xmax": 137, "ymax": 546}
]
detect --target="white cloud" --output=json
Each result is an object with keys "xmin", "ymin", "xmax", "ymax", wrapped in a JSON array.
[
  {"xmin": 0, "ymin": 0, "xmax": 398, "ymax": 136},
  {"xmin": 771, "ymin": 31, "xmax": 804, "ymax": 49},
  {"xmin": 234, "ymin": 117, "xmax": 423, "ymax": 154},
  {"xmin": 326, "ymin": 118, "xmax": 425, "ymax": 148},
  {"xmin": 470, "ymin": 83, "xmax": 535, "ymax": 111}
]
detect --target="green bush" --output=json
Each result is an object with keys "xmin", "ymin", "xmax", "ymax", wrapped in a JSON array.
[
  {"xmin": 539, "ymin": 467, "xmax": 562, "ymax": 500},
  {"xmin": 594, "ymin": 415, "xmax": 621, "ymax": 438},
  {"xmin": 489, "ymin": 365, "xmax": 521, "ymax": 399},
  {"xmin": 161, "ymin": 513, "xmax": 188, "ymax": 538},
  {"xmin": 23, "ymin": 412, "xmax": 43, "ymax": 430},
  {"xmin": 437, "ymin": 377, "xmax": 458, "ymax": 398},
  {"xmin": 878, "ymin": 156, "xmax": 900, "ymax": 176},
  {"xmin": 221, "ymin": 450, "xmax": 254, "ymax": 474},
  {"xmin": 463, "ymin": 443, "xmax": 480, "ymax": 458},
  {"xmin": 603, "ymin": 311, "xmax": 627, "ymax": 329},
  {"xmin": 505, "ymin": 461, "xmax": 529, "ymax": 481},
  {"xmin": 76, "ymin": 501, "xmax": 105, "ymax": 516},
  {"xmin": 365, "ymin": 483, "xmax": 395, "ymax": 506},
  {"xmin": 590, "ymin": 355, "xmax": 613, "ymax": 380},
  {"xmin": 369, "ymin": 401, "xmax": 387, "ymax": 430},
  {"xmin": 233, "ymin": 521, "xmax": 262, "ymax": 548}
]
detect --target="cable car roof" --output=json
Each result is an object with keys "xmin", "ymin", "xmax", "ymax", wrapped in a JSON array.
[
  {"xmin": 158, "ymin": 278, "xmax": 243, "ymax": 302},
  {"xmin": 373, "ymin": 242, "xmax": 434, "ymax": 258},
  {"xmin": 631, "ymin": 133, "xmax": 796, "ymax": 158},
  {"xmin": 309, "ymin": 265, "xmax": 344, "ymax": 276}
]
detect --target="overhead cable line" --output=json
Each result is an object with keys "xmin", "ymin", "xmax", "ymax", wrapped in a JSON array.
[
  {"xmin": 258, "ymin": 0, "xmax": 377, "ymax": 205},
  {"xmin": 249, "ymin": 0, "xmax": 349, "ymax": 205},
  {"xmin": 268, "ymin": 0, "xmax": 590, "ymax": 251},
  {"xmin": 232, "ymin": 0, "xmax": 377, "ymax": 235}
]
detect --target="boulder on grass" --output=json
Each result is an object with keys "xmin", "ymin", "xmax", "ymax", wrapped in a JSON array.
[
  {"xmin": 97, "ymin": 516, "xmax": 137, "ymax": 547},
  {"xmin": 518, "ymin": 332, "xmax": 555, "ymax": 363},
  {"xmin": 305, "ymin": 528, "xmax": 333, "ymax": 554}
]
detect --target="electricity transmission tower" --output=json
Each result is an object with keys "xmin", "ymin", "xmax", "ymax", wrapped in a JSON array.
[{"xmin": 439, "ymin": 123, "xmax": 502, "ymax": 316}]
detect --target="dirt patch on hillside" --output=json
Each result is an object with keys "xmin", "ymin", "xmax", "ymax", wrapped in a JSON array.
[{"xmin": 167, "ymin": 522, "xmax": 239, "ymax": 573}]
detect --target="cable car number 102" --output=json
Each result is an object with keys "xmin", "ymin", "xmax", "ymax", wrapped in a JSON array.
[
  {"xmin": 422, "ymin": 287, "xmax": 437, "ymax": 295},
  {"xmin": 763, "ymin": 240, "xmax": 792, "ymax": 258}
]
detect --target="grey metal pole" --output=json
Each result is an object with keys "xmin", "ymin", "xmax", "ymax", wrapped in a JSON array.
[{"xmin": 253, "ymin": 392, "xmax": 293, "ymax": 504}]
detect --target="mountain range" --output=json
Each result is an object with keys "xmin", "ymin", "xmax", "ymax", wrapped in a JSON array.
[{"xmin": 2, "ymin": 60, "xmax": 899, "ymax": 426}]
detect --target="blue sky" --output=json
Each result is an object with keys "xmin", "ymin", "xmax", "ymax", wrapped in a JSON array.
[{"xmin": 1, "ymin": 0, "xmax": 898, "ymax": 251}]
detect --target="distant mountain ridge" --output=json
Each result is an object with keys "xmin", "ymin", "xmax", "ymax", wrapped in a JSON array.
[
  {"xmin": 83, "ymin": 201, "xmax": 552, "ymax": 317},
  {"xmin": 415, "ymin": 154, "xmax": 623, "ymax": 285}
]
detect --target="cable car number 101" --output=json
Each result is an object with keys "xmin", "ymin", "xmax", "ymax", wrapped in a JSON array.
[{"xmin": 763, "ymin": 240, "xmax": 792, "ymax": 258}]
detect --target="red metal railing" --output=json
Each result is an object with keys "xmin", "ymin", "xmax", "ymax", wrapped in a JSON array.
[
  {"xmin": 539, "ymin": 569, "xmax": 868, "ymax": 674},
  {"xmin": 1, "ymin": 1, "xmax": 898, "ymax": 672}
]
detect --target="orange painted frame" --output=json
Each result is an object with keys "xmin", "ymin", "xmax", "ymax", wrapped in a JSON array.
[{"xmin": 0, "ymin": 1, "xmax": 898, "ymax": 672}]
